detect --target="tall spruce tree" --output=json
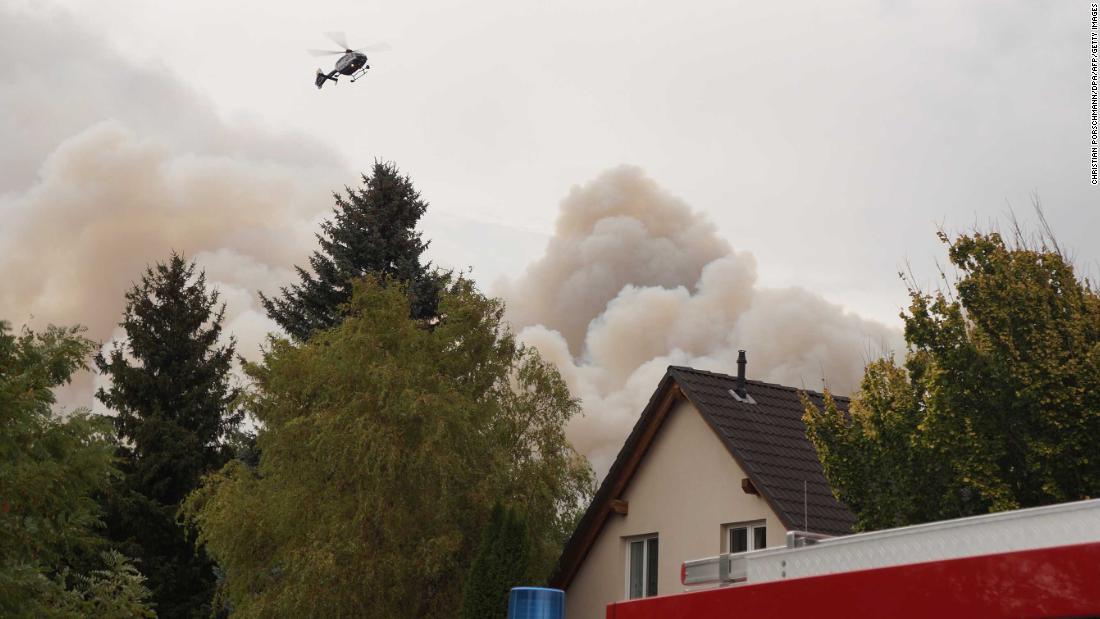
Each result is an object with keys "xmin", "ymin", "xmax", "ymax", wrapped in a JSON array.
[
  {"xmin": 95, "ymin": 253, "xmax": 242, "ymax": 618},
  {"xmin": 260, "ymin": 161, "xmax": 447, "ymax": 340},
  {"xmin": 460, "ymin": 504, "xmax": 532, "ymax": 619}
]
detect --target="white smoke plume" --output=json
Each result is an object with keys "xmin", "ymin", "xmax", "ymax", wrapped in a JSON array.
[
  {"xmin": 498, "ymin": 167, "xmax": 902, "ymax": 476},
  {"xmin": 0, "ymin": 5, "xmax": 348, "ymax": 410},
  {"xmin": 1, "ymin": 7, "xmax": 899, "ymax": 472}
]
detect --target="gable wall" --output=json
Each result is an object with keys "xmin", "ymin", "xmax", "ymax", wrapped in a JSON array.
[{"xmin": 565, "ymin": 400, "xmax": 786, "ymax": 618}]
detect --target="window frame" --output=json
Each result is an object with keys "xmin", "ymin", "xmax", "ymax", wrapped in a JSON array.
[
  {"xmin": 624, "ymin": 534, "xmax": 659, "ymax": 600},
  {"xmin": 724, "ymin": 520, "xmax": 768, "ymax": 553}
]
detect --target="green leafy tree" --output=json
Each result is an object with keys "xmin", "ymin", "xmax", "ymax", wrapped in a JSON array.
[
  {"xmin": 95, "ymin": 253, "xmax": 242, "ymax": 618},
  {"xmin": 805, "ymin": 227, "xmax": 1100, "ymax": 531},
  {"xmin": 260, "ymin": 161, "xmax": 448, "ymax": 340},
  {"xmin": 184, "ymin": 278, "xmax": 594, "ymax": 618},
  {"xmin": 53, "ymin": 550, "xmax": 157, "ymax": 619},
  {"xmin": 459, "ymin": 503, "xmax": 532, "ymax": 619},
  {"xmin": 0, "ymin": 321, "xmax": 153, "ymax": 618}
]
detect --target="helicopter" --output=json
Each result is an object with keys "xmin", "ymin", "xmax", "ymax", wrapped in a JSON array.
[{"xmin": 309, "ymin": 32, "xmax": 389, "ymax": 89}]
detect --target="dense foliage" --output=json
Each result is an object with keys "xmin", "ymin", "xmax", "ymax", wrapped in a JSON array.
[
  {"xmin": 95, "ymin": 254, "xmax": 242, "ymax": 618},
  {"xmin": 459, "ymin": 503, "xmax": 532, "ymax": 619},
  {"xmin": 0, "ymin": 322, "xmax": 153, "ymax": 617},
  {"xmin": 805, "ymin": 230, "xmax": 1100, "ymax": 530},
  {"xmin": 260, "ymin": 161, "xmax": 448, "ymax": 340},
  {"xmin": 185, "ymin": 278, "xmax": 594, "ymax": 617}
]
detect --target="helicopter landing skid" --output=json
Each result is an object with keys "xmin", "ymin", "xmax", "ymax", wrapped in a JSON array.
[{"xmin": 350, "ymin": 67, "xmax": 369, "ymax": 83}]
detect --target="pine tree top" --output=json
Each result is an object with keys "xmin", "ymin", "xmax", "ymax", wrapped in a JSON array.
[
  {"xmin": 95, "ymin": 252, "xmax": 240, "ymax": 503},
  {"xmin": 261, "ymin": 161, "xmax": 447, "ymax": 341}
]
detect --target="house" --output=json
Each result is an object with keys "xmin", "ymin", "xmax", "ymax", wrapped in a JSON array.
[{"xmin": 549, "ymin": 354, "xmax": 855, "ymax": 618}]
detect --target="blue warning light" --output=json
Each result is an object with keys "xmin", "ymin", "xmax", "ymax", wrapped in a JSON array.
[{"xmin": 507, "ymin": 586, "xmax": 565, "ymax": 619}]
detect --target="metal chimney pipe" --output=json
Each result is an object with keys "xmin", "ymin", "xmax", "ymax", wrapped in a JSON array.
[{"xmin": 736, "ymin": 350, "xmax": 747, "ymax": 395}]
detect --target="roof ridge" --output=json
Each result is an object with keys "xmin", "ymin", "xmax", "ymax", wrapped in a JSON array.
[{"xmin": 668, "ymin": 365, "xmax": 852, "ymax": 401}]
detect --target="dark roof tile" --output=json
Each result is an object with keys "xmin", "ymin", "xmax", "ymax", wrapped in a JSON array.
[{"xmin": 668, "ymin": 366, "xmax": 854, "ymax": 535}]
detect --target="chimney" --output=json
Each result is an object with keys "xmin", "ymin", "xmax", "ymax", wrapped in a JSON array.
[{"xmin": 736, "ymin": 350, "xmax": 747, "ymax": 396}]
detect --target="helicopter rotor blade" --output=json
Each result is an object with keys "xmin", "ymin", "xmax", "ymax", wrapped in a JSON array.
[
  {"xmin": 354, "ymin": 42, "xmax": 391, "ymax": 53},
  {"xmin": 307, "ymin": 48, "xmax": 345, "ymax": 56},
  {"xmin": 324, "ymin": 31, "xmax": 350, "ymax": 51}
]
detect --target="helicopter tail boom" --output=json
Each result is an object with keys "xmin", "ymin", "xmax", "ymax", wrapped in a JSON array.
[{"xmin": 315, "ymin": 69, "xmax": 339, "ymax": 89}]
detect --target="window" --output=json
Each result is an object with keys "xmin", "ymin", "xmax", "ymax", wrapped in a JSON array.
[
  {"xmin": 626, "ymin": 535, "xmax": 658, "ymax": 599},
  {"xmin": 726, "ymin": 521, "xmax": 767, "ymax": 553}
]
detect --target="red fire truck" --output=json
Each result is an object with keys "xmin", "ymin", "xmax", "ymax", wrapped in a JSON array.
[{"xmin": 605, "ymin": 498, "xmax": 1100, "ymax": 618}]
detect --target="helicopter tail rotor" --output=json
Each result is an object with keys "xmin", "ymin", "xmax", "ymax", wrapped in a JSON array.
[{"xmin": 315, "ymin": 69, "xmax": 338, "ymax": 89}]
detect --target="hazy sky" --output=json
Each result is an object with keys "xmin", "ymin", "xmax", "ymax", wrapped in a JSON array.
[
  {"xmin": 8, "ymin": 0, "xmax": 1093, "ymax": 325},
  {"xmin": 3, "ymin": 0, "xmax": 1095, "ymax": 472}
]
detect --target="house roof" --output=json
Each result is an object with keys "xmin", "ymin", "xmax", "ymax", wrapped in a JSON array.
[{"xmin": 548, "ymin": 365, "xmax": 856, "ymax": 590}]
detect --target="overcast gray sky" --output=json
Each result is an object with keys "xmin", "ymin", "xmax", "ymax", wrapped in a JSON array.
[
  {"xmin": 2, "ymin": 0, "xmax": 1096, "ymax": 469},
  {"xmin": 7, "ymin": 0, "xmax": 1092, "ymax": 324}
]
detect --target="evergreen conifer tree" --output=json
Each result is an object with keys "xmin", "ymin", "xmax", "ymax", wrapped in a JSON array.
[
  {"xmin": 95, "ymin": 253, "xmax": 241, "ymax": 618},
  {"xmin": 260, "ymin": 161, "xmax": 447, "ymax": 340},
  {"xmin": 460, "ymin": 504, "xmax": 532, "ymax": 619}
]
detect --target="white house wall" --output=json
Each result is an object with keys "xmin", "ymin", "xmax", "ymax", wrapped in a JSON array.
[{"xmin": 565, "ymin": 399, "xmax": 786, "ymax": 618}]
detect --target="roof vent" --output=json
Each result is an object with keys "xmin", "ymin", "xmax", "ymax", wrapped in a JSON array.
[
  {"xmin": 736, "ymin": 350, "xmax": 747, "ymax": 393},
  {"xmin": 729, "ymin": 350, "xmax": 755, "ymax": 404}
]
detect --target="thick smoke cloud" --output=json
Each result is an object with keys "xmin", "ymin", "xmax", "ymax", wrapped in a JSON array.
[
  {"xmin": 498, "ymin": 167, "xmax": 901, "ymax": 475},
  {"xmin": 0, "ymin": 5, "xmax": 347, "ymax": 409},
  {"xmin": 2, "ymin": 6, "xmax": 900, "ymax": 471}
]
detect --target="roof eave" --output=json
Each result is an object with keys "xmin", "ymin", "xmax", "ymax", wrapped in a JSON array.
[{"xmin": 548, "ymin": 370, "xmax": 684, "ymax": 589}]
